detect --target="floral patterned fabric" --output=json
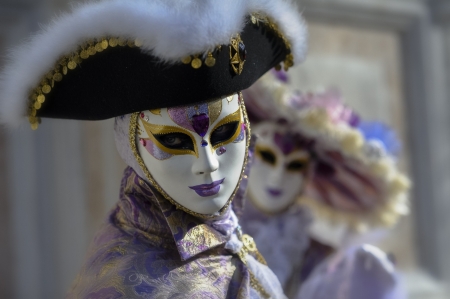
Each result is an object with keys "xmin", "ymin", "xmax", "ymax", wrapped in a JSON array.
[{"xmin": 67, "ymin": 167, "xmax": 267, "ymax": 299}]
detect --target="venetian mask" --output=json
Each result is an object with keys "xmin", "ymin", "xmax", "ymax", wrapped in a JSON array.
[
  {"xmin": 135, "ymin": 94, "xmax": 248, "ymax": 216},
  {"xmin": 248, "ymin": 121, "xmax": 310, "ymax": 214}
]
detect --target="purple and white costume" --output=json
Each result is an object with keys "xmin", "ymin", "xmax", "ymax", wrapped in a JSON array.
[{"xmin": 240, "ymin": 70, "xmax": 411, "ymax": 299}]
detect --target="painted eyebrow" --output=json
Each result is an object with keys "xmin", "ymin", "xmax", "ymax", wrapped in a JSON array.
[
  {"xmin": 209, "ymin": 106, "xmax": 243, "ymax": 151},
  {"xmin": 140, "ymin": 121, "xmax": 199, "ymax": 158},
  {"xmin": 210, "ymin": 106, "xmax": 242, "ymax": 131}
]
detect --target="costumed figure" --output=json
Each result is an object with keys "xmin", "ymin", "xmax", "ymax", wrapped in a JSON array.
[
  {"xmin": 240, "ymin": 70, "xmax": 411, "ymax": 299},
  {"xmin": 0, "ymin": 1, "xmax": 308, "ymax": 298}
]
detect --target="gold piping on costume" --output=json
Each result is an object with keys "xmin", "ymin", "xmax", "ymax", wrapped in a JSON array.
[
  {"xmin": 236, "ymin": 233, "xmax": 270, "ymax": 298},
  {"xmin": 28, "ymin": 37, "xmax": 143, "ymax": 130}
]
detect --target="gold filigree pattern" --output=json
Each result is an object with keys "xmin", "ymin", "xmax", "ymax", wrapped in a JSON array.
[
  {"xmin": 176, "ymin": 224, "xmax": 225, "ymax": 258},
  {"xmin": 130, "ymin": 257, "xmax": 234, "ymax": 299},
  {"xmin": 208, "ymin": 99, "xmax": 223, "ymax": 125}
]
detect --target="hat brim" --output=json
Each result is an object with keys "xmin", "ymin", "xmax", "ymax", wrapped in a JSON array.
[{"xmin": 38, "ymin": 20, "xmax": 287, "ymax": 120}]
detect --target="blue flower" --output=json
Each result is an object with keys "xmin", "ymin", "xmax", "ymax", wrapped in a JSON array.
[{"xmin": 358, "ymin": 121, "xmax": 401, "ymax": 156}]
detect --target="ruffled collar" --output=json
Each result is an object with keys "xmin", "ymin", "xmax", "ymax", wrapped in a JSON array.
[{"xmin": 112, "ymin": 167, "xmax": 238, "ymax": 261}]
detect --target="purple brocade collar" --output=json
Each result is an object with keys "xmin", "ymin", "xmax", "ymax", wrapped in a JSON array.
[{"xmin": 112, "ymin": 167, "xmax": 236, "ymax": 261}]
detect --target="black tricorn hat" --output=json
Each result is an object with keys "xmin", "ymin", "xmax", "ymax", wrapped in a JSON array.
[{"xmin": 0, "ymin": 0, "xmax": 308, "ymax": 129}]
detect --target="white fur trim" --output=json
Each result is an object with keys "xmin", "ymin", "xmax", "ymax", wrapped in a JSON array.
[{"xmin": 0, "ymin": 0, "xmax": 307, "ymax": 128}]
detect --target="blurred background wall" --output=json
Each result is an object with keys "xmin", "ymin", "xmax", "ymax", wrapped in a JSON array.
[{"xmin": 0, "ymin": 0, "xmax": 449, "ymax": 298}]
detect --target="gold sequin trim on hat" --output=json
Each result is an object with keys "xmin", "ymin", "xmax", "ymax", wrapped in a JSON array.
[
  {"xmin": 181, "ymin": 47, "xmax": 221, "ymax": 70},
  {"xmin": 27, "ymin": 37, "xmax": 143, "ymax": 130},
  {"xmin": 251, "ymin": 13, "xmax": 294, "ymax": 71}
]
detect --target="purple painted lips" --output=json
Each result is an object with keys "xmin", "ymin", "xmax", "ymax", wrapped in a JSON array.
[
  {"xmin": 189, "ymin": 178, "xmax": 225, "ymax": 197},
  {"xmin": 267, "ymin": 188, "xmax": 283, "ymax": 197}
]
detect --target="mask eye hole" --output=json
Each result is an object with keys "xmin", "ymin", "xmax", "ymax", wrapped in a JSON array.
[
  {"xmin": 257, "ymin": 149, "xmax": 276, "ymax": 165},
  {"xmin": 210, "ymin": 121, "xmax": 239, "ymax": 146},
  {"xmin": 154, "ymin": 133, "xmax": 195, "ymax": 151},
  {"xmin": 286, "ymin": 160, "xmax": 308, "ymax": 172}
]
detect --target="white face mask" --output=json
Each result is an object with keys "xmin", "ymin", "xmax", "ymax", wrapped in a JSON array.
[
  {"xmin": 136, "ymin": 94, "xmax": 247, "ymax": 216},
  {"xmin": 248, "ymin": 122, "xmax": 310, "ymax": 214}
]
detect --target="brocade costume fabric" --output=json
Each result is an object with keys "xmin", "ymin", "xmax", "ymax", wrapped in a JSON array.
[{"xmin": 67, "ymin": 167, "xmax": 274, "ymax": 298}]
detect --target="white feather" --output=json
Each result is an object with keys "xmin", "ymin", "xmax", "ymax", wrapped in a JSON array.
[{"xmin": 0, "ymin": 0, "xmax": 307, "ymax": 128}]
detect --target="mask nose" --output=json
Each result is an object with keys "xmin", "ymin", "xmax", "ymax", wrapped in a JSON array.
[
  {"xmin": 191, "ymin": 145, "xmax": 219, "ymax": 175},
  {"xmin": 267, "ymin": 162, "xmax": 285, "ymax": 187}
]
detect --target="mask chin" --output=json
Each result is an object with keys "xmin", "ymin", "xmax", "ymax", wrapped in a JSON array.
[{"xmin": 128, "ymin": 95, "xmax": 251, "ymax": 218}]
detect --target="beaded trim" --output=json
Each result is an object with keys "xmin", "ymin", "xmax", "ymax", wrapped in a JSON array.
[
  {"xmin": 128, "ymin": 92, "xmax": 251, "ymax": 220},
  {"xmin": 251, "ymin": 14, "xmax": 294, "ymax": 71},
  {"xmin": 27, "ymin": 15, "xmax": 295, "ymax": 130},
  {"xmin": 181, "ymin": 48, "xmax": 221, "ymax": 69},
  {"xmin": 27, "ymin": 37, "xmax": 143, "ymax": 130},
  {"xmin": 180, "ymin": 14, "xmax": 295, "ymax": 74}
]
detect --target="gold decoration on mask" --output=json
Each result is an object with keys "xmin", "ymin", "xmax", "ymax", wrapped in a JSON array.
[
  {"xmin": 140, "ymin": 121, "xmax": 199, "ymax": 158},
  {"xmin": 128, "ymin": 94, "xmax": 251, "ymax": 220},
  {"xmin": 210, "ymin": 105, "xmax": 243, "ymax": 152},
  {"xmin": 149, "ymin": 108, "xmax": 161, "ymax": 116},
  {"xmin": 207, "ymin": 98, "xmax": 223, "ymax": 124}
]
